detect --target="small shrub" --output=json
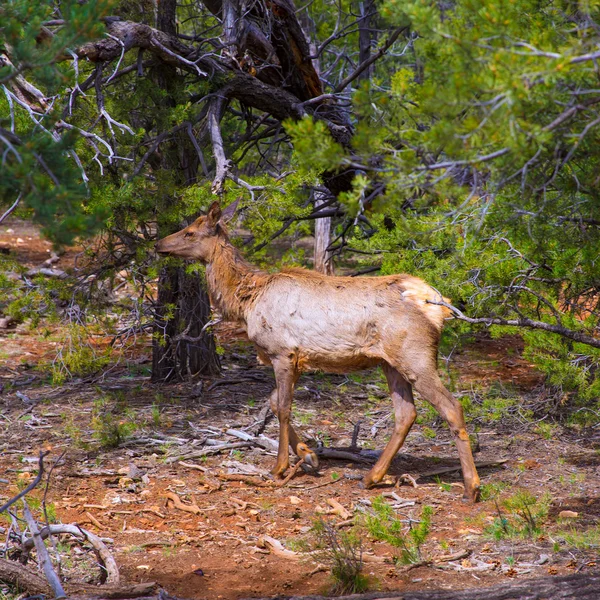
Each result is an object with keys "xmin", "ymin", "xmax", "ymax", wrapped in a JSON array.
[
  {"xmin": 49, "ymin": 324, "xmax": 112, "ymax": 384},
  {"xmin": 485, "ymin": 490, "xmax": 550, "ymax": 539},
  {"xmin": 480, "ymin": 481, "xmax": 509, "ymax": 501},
  {"xmin": 91, "ymin": 395, "xmax": 137, "ymax": 448},
  {"xmin": 313, "ymin": 519, "xmax": 370, "ymax": 595},
  {"xmin": 362, "ymin": 496, "xmax": 432, "ymax": 564}
]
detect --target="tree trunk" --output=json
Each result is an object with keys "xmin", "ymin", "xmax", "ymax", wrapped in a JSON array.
[
  {"xmin": 244, "ymin": 571, "xmax": 600, "ymax": 600},
  {"xmin": 151, "ymin": 266, "xmax": 219, "ymax": 382},
  {"xmin": 150, "ymin": 0, "xmax": 220, "ymax": 382},
  {"xmin": 314, "ymin": 191, "xmax": 334, "ymax": 275}
]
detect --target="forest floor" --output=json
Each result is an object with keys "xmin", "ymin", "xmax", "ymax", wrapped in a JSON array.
[{"xmin": 1, "ymin": 220, "xmax": 599, "ymax": 599}]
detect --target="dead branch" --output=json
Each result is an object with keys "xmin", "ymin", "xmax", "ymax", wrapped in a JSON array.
[
  {"xmin": 21, "ymin": 523, "xmax": 120, "ymax": 585},
  {"xmin": 208, "ymin": 97, "xmax": 232, "ymax": 194},
  {"xmin": 165, "ymin": 491, "xmax": 201, "ymax": 515},
  {"xmin": 217, "ymin": 473, "xmax": 276, "ymax": 487},
  {"xmin": 0, "ymin": 449, "xmax": 49, "ymax": 513},
  {"xmin": 315, "ymin": 447, "xmax": 375, "ymax": 464},
  {"xmin": 0, "ymin": 556, "xmax": 52, "ymax": 596},
  {"xmin": 278, "ymin": 458, "xmax": 306, "ymax": 486},
  {"xmin": 417, "ymin": 459, "xmax": 508, "ymax": 480},
  {"xmin": 165, "ymin": 441, "xmax": 253, "ymax": 463},
  {"xmin": 244, "ymin": 571, "xmax": 600, "ymax": 599},
  {"xmin": 427, "ymin": 298, "xmax": 600, "ymax": 350},
  {"xmin": 22, "ymin": 498, "xmax": 66, "ymax": 599}
]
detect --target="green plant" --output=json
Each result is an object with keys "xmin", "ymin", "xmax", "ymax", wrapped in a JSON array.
[
  {"xmin": 553, "ymin": 525, "xmax": 600, "ymax": 550},
  {"xmin": 434, "ymin": 477, "xmax": 452, "ymax": 493},
  {"xmin": 362, "ymin": 496, "xmax": 433, "ymax": 564},
  {"xmin": 534, "ymin": 422, "xmax": 556, "ymax": 440},
  {"xmin": 150, "ymin": 404, "xmax": 162, "ymax": 427},
  {"xmin": 485, "ymin": 491, "xmax": 551, "ymax": 540},
  {"xmin": 422, "ymin": 427, "xmax": 437, "ymax": 439},
  {"xmin": 313, "ymin": 519, "xmax": 370, "ymax": 595},
  {"xmin": 49, "ymin": 325, "xmax": 112, "ymax": 384},
  {"xmin": 480, "ymin": 481, "xmax": 509, "ymax": 501},
  {"xmin": 91, "ymin": 395, "xmax": 137, "ymax": 448}
]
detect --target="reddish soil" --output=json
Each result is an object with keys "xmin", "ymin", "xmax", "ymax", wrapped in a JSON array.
[{"xmin": 1, "ymin": 221, "xmax": 599, "ymax": 599}]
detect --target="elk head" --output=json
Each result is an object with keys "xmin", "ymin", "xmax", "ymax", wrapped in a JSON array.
[{"xmin": 155, "ymin": 200, "xmax": 237, "ymax": 263}]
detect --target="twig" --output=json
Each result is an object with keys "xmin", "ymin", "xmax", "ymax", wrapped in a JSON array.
[
  {"xmin": 22, "ymin": 499, "xmax": 66, "ymax": 599},
  {"xmin": 217, "ymin": 473, "xmax": 275, "ymax": 487},
  {"xmin": 179, "ymin": 460, "xmax": 208, "ymax": 472},
  {"xmin": 334, "ymin": 27, "xmax": 409, "ymax": 93},
  {"xmin": 21, "ymin": 524, "xmax": 120, "ymax": 585},
  {"xmin": 0, "ymin": 450, "xmax": 49, "ymax": 513},
  {"xmin": 165, "ymin": 491, "xmax": 201, "ymax": 515},
  {"xmin": 294, "ymin": 476, "xmax": 345, "ymax": 491},
  {"xmin": 277, "ymin": 458, "xmax": 306, "ymax": 486},
  {"xmin": 0, "ymin": 193, "xmax": 22, "ymax": 224}
]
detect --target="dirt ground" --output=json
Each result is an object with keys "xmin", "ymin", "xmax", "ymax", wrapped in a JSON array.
[{"xmin": 1, "ymin": 221, "xmax": 599, "ymax": 599}]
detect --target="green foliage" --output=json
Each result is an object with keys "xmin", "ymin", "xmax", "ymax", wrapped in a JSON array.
[
  {"xmin": 458, "ymin": 386, "xmax": 531, "ymax": 425},
  {"xmin": 485, "ymin": 490, "xmax": 551, "ymax": 539},
  {"xmin": 554, "ymin": 524, "xmax": 600, "ymax": 551},
  {"xmin": 294, "ymin": 0, "xmax": 600, "ymax": 405},
  {"xmin": 480, "ymin": 481, "xmax": 509, "ymax": 502},
  {"xmin": 91, "ymin": 393, "xmax": 137, "ymax": 448},
  {"xmin": 0, "ymin": 0, "xmax": 114, "ymax": 245},
  {"xmin": 48, "ymin": 324, "xmax": 112, "ymax": 384},
  {"xmin": 361, "ymin": 496, "xmax": 432, "ymax": 564},
  {"xmin": 312, "ymin": 519, "xmax": 370, "ymax": 595}
]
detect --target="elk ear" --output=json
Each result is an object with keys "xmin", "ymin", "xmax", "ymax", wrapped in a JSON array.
[
  {"xmin": 206, "ymin": 201, "xmax": 222, "ymax": 227},
  {"xmin": 221, "ymin": 198, "xmax": 239, "ymax": 224}
]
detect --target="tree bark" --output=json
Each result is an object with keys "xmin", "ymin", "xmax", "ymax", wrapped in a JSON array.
[
  {"xmin": 243, "ymin": 572, "xmax": 600, "ymax": 600},
  {"xmin": 150, "ymin": 0, "xmax": 220, "ymax": 382},
  {"xmin": 314, "ymin": 191, "xmax": 334, "ymax": 275}
]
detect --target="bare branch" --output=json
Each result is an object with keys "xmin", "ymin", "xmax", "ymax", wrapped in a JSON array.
[
  {"xmin": 427, "ymin": 299, "xmax": 600, "ymax": 350},
  {"xmin": 0, "ymin": 193, "xmax": 22, "ymax": 224},
  {"xmin": 22, "ymin": 499, "xmax": 67, "ymax": 599},
  {"xmin": 334, "ymin": 26, "xmax": 409, "ymax": 93},
  {"xmin": 0, "ymin": 450, "xmax": 49, "ymax": 513},
  {"xmin": 209, "ymin": 97, "xmax": 232, "ymax": 194}
]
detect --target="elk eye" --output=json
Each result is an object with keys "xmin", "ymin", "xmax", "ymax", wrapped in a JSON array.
[{"xmin": 184, "ymin": 231, "xmax": 194, "ymax": 238}]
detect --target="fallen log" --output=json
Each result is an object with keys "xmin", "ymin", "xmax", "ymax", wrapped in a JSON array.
[
  {"xmin": 0, "ymin": 557, "xmax": 53, "ymax": 596},
  {"xmin": 243, "ymin": 571, "xmax": 600, "ymax": 600},
  {"xmin": 0, "ymin": 558, "xmax": 155, "ymax": 599}
]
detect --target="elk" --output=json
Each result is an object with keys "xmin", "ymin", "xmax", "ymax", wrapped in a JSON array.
[{"xmin": 155, "ymin": 202, "xmax": 481, "ymax": 502}]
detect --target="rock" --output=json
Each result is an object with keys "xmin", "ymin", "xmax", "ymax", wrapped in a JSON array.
[
  {"xmin": 0, "ymin": 316, "xmax": 13, "ymax": 328},
  {"xmin": 558, "ymin": 510, "xmax": 579, "ymax": 519}
]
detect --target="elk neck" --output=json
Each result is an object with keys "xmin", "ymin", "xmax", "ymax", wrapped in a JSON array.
[{"xmin": 205, "ymin": 235, "xmax": 266, "ymax": 322}]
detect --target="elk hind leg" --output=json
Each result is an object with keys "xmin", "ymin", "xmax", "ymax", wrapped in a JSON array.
[
  {"xmin": 412, "ymin": 371, "xmax": 480, "ymax": 502},
  {"xmin": 363, "ymin": 364, "xmax": 416, "ymax": 488}
]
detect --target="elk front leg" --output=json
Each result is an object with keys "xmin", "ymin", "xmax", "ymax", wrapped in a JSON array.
[
  {"xmin": 268, "ymin": 388, "xmax": 319, "ymax": 471},
  {"xmin": 270, "ymin": 359, "xmax": 297, "ymax": 478}
]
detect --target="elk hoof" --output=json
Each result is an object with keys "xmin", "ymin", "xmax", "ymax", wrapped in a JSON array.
[
  {"xmin": 359, "ymin": 477, "xmax": 374, "ymax": 489},
  {"xmin": 297, "ymin": 443, "xmax": 319, "ymax": 471},
  {"xmin": 270, "ymin": 463, "xmax": 288, "ymax": 479},
  {"xmin": 462, "ymin": 487, "xmax": 481, "ymax": 504}
]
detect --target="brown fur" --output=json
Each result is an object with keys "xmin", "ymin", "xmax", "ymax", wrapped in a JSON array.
[{"xmin": 155, "ymin": 202, "xmax": 481, "ymax": 502}]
